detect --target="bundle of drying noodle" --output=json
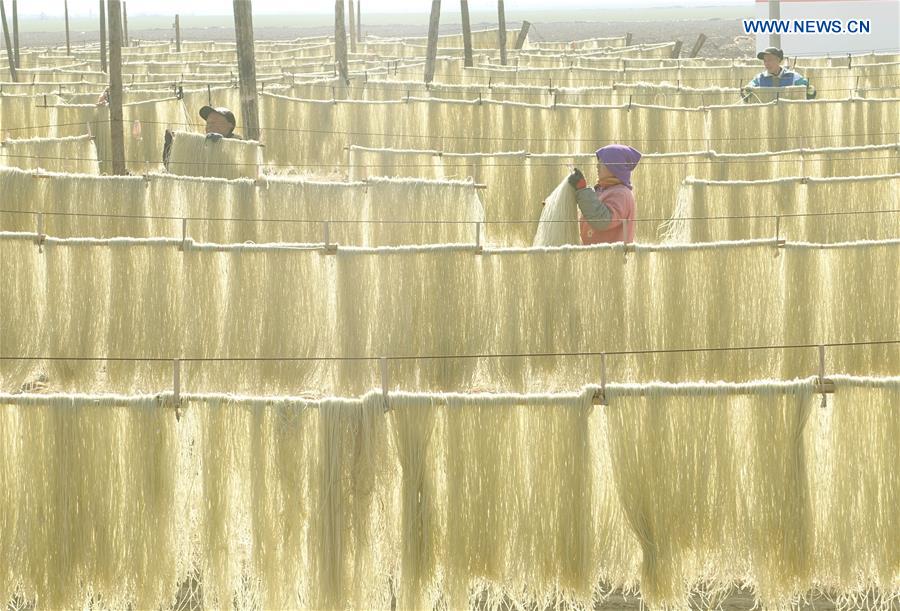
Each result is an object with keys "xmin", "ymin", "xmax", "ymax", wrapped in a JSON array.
[
  {"xmin": 783, "ymin": 240, "xmax": 900, "ymax": 379},
  {"xmin": 166, "ymin": 131, "xmax": 262, "ymax": 179},
  {"xmin": 86, "ymin": 98, "xmax": 188, "ymax": 174},
  {"xmin": 0, "ymin": 94, "xmax": 60, "ymax": 139},
  {"xmin": 0, "ymin": 135, "xmax": 100, "ymax": 174},
  {"xmin": 812, "ymin": 376, "xmax": 900, "ymax": 602},
  {"xmin": 533, "ymin": 178, "xmax": 580, "ymax": 246},
  {"xmin": 665, "ymin": 174, "xmax": 900, "ymax": 243},
  {"xmin": 605, "ymin": 379, "xmax": 817, "ymax": 607},
  {"xmin": 706, "ymin": 99, "xmax": 900, "ymax": 153},
  {"xmin": 0, "ymin": 167, "xmax": 484, "ymax": 246},
  {"xmin": 349, "ymin": 143, "xmax": 900, "ymax": 244},
  {"xmin": 3, "ymin": 236, "xmax": 898, "ymax": 395},
  {"xmin": 2, "ymin": 382, "xmax": 900, "ymax": 609},
  {"xmin": 0, "ymin": 394, "xmax": 184, "ymax": 610}
]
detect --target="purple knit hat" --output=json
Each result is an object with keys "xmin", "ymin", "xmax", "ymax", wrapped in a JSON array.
[{"xmin": 595, "ymin": 144, "xmax": 642, "ymax": 190}]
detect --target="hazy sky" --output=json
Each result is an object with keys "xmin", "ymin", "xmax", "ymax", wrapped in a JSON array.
[{"xmin": 21, "ymin": 0, "xmax": 754, "ymax": 17}]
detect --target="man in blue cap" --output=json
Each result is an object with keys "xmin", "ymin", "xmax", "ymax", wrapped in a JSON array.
[
  {"xmin": 567, "ymin": 144, "xmax": 642, "ymax": 244},
  {"xmin": 745, "ymin": 47, "xmax": 816, "ymax": 99}
]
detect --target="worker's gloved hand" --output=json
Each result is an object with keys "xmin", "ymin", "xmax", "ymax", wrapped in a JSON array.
[
  {"xmin": 205, "ymin": 132, "xmax": 224, "ymax": 142},
  {"xmin": 567, "ymin": 168, "xmax": 587, "ymax": 190}
]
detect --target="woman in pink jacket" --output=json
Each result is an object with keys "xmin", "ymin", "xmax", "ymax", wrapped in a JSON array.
[{"xmin": 567, "ymin": 144, "xmax": 642, "ymax": 244}]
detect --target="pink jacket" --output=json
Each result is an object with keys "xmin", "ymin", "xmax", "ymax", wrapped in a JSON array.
[{"xmin": 577, "ymin": 183, "xmax": 636, "ymax": 244}]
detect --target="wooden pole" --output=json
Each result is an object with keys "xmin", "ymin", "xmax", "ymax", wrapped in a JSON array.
[
  {"xmin": 689, "ymin": 33, "xmax": 707, "ymax": 58},
  {"xmin": 64, "ymin": 0, "xmax": 71, "ymax": 55},
  {"xmin": 0, "ymin": 0, "xmax": 16, "ymax": 82},
  {"xmin": 11, "ymin": 0, "xmax": 18, "ymax": 68},
  {"xmin": 122, "ymin": 1, "xmax": 128, "ymax": 47},
  {"xmin": 769, "ymin": 0, "xmax": 781, "ymax": 49},
  {"xmin": 348, "ymin": 0, "xmax": 356, "ymax": 53},
  {"xmin": 671, "ymin": 39, "xmax": 683, "ymax": 59},
  {"xmin": 460, "ymin": 0, "xmax": 473, "ymax": 68},
  {"xmin": 624, "ymin": 32, "xmax": 633, "ymax": 46},
  {"xmin": 175, "ymin": 14, "xmax": 181, "ymax": 52},
  {"xmin": 333, "ymin": 0, "xmax": 348, "ymax": 82},
  {"xmin": 497, "ymin": 0, "xmax": 507, "ymax": 66},
  {"xmin": 107, "ymin": 0, "xmax": 126, "ymax": 175},
  {"xmin": 514, "ymin": 20, "xmax": 531, "ymax": 49},
  {"xmin": 423, "ymin": 0, "xmax": 441, "ymax": 83},
  {"xmin": 99, "ymin": 0, "xmax": 107, "ymax": 73},
  {"xmin": 356, "ymin": 0, "xmax": 361, "ymax": 42},
  {"xmin": 233, "ymin": 0, "xmax": 260, "ymax": 140}
]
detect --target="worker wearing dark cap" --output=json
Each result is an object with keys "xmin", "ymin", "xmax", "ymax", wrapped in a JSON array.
[
  {"xmin": 745, "ymin": 47, "xmax": 816, "ymax": 99},
  {"xmin": 163, "ymin": 105, "xmax": 241, "ymax": 170},
  {"xmin": 198, "ymin": 105, "xmax": 241, "ymax": 140}
]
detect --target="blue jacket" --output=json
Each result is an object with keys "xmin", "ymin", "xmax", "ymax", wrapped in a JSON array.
[{"xmin": 747, "ymin": 68, "xmax": 816, "ymax": 98}]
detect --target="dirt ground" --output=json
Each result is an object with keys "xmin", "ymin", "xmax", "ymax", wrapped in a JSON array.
[{"xmin": 15, "ymin": 18, "xmax": 754, "ymax": 60}]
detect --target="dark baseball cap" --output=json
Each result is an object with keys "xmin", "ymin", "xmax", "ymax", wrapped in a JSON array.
[
  {"xmin": 757, "ymin": 47, "xmax": 784, "ymax": 60},
  {"xmin": 199, "ymin": 105, "xmax": 236, "ymax": 127}
]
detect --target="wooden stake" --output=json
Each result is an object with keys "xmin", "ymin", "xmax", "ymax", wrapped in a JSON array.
[
  {"xmin": 460, "ymin": 0, "xmax": 473, "ymax": 68},
  {"xmin": 671, "ymin": 40, "xmax": 683, "ymax": 59},
  {"xmin": 175, "ymin": 14, "xmax": 181, "ymax": 53},
  {"xmin": 99, "ymin": 0, "xmax": 108, "ymax": 73},
  {"xmin": 423, "ymin": 0, "xmax": 441, "ymax": 83},
  {"xmin": 11, "ymin": 0, "xmax": 18, "ymax": 69},
  {"xmin": 348, "ymin": 0, "xmax": 357, "ymax": 53},
  {"xmin": 514, "ymin": 20, "xmax": 531, "ymax": 50},
  {"xmin": 497, "ymin": 0, "xmax": 507, "ymax": 66},
  {"xmin": 689, "ymin": 33, "xmax": 707, "ymax": 58},
  {"xmin": 64, "ymin": 0, "xmax": 71, "ymax": 55},
  {"xmin": 233, "ymin": 0, "xmax": 261, "ymax": 140},
  {"xmin": 0, "ymin": 0, "xmax": 15, "ymax": 81},
  {"xmin": 107, "ymin": 0, "xmax": 126, "ymax": 175},
  {"xmin": 333, "ymin": 0, "xmax": 349, "ymax": 83}
]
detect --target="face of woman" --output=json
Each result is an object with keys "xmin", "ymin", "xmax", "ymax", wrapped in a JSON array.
[{"xmin": 596, "ymin": 161, "xmax": 615, "ymax": 181}]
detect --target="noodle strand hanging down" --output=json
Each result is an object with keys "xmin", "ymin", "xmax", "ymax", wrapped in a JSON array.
[
  {"xmin": 1, "ymin": 380, "xmax": 899, "ymax": 608},
  {"xmin": 533, "ymin": 178, "xmax": 580, "ymax": 246},
  {"xmin": 165, "ymin": 131, "xmax": 262, "ymax": 180},
  {"xmin": 604, "ymin": 379, "xmax": 817, "ymax": 607}
]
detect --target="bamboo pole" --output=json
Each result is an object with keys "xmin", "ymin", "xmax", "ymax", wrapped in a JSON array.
[
  {"xmin": 497, "ymin": 0, "xmax": 507, "ymax": 66},
  {"xmin": 233, "ymin": 0, "xmax": 260, "ymax": 140},
  {"xmin": 99, "ymin": 0, "xmax": 107, "ymax": 72},
  {"xmin": 107, "ymin": 0, "xmax": 126, "ymax": 175},
  {"xmin": 0, "ymin": 0, "xmax": 16, "ymax": 82},
  {"xmin": 460, "ymin": 0, "xmax": 473, "ymax": 68},
  {"xmin": 11, "ymin": 0, "xmax": 18, "ymax": 68},
  {"xmin": 175, "ymin": 14, "xmax": 181, "ymax": 52},
  {"xmin": 689, "ymin": 33, "xmax": 707, "ymax": 58},
  {"xmin": 514, "ymin": 20, "xmax": 531, "ymax": 49},
  {"xmin": 64, "ymin": 0, "xmax": 71, "ymax": 55},
  {"xmin": 423, "ymin": 0, "xmax": 441, "ymax": 83},
  {"xmin": 356, "ymin": 0, "xmax": 361, "ymax": 42},
  {"xmin": 334, "ymin": 0, "xmax": 348, "ymax": 83}
]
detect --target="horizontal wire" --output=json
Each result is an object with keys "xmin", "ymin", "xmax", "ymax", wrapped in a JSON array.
[
  {"xmin": 1, "ymin": 339, "xmax": 897, "ymax": 363},
  {"xmin": 5, "ymin": 116, "xmax": 899, "ymax": 144},
  {"xmin": 285, "ymin": 79, "xmax": 900, "ymax": 97},
  {"xmin": 2, "ymin": 151, "xmax": 899, "ymax": 168},
  {"xmin": 3, "ymin": 207, "xmax": 899, "ymax": 226}
]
